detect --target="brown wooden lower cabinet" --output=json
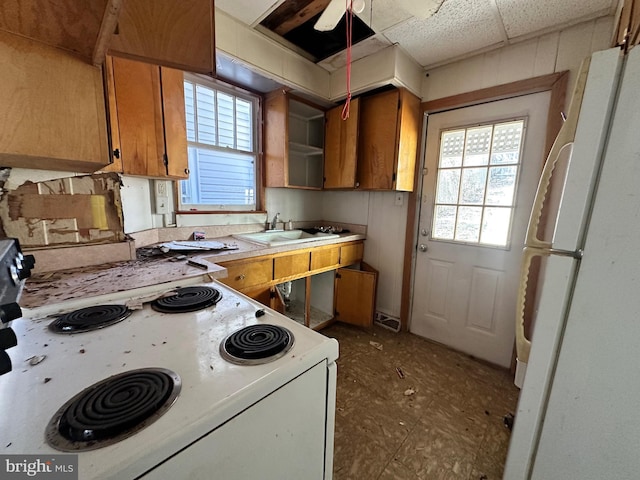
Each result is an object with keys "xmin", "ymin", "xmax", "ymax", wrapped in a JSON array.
[
  {"xmin": 216, "ymin": 241, "xmax": 376, "ymax": 330},
  {"xmin": 334, "ymin": 262, "xmax": 378, "ymax": 328}
]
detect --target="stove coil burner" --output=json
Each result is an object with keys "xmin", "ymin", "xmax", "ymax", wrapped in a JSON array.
[
  {"xmin": 150, "ymin": 286, "xmax": 222, "ymax": 313},
  {"xmin": 46, "ymin": 368, "xmax": 181, "ymax": 452},
  {"xmin": 49, "ymin": 305, "xmax": 132, "ymax": 334},
  {"xmin": 220, "ymin": 324, "xmax": 294, "ymax": 365}
]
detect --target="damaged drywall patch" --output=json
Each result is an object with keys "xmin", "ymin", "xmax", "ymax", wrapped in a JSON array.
[{"xmin": 0, "ymin": 171, "xmax": 125, "ymax": 247}]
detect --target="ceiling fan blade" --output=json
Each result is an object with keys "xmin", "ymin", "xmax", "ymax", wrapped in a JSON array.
[
  {"xmin": 314, "ymin": 0, "xmax": 346, "ymax": 31},
  {"xmin": 396, "ymin": 0, "xmax": 444, "ymax": 19}
]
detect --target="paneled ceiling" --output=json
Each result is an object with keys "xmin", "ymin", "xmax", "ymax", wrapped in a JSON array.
[{"xmin": 215, "ymin": 0, "xmax": 619, "ymax": 71}]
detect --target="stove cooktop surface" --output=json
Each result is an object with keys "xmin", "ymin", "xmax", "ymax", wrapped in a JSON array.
[
  {"xmin": 1, "ymin": 279, "xmax": 338, "ymax": 479},
  {"xmin": 46, "ymin": 368, "xmax": 181, "ymax": 452},
  {"xmin": 150, "ymin": 285, "xmax": 222, "ymax": 313},
  {"xmin": 220, "ymin": 324, "xmax": 294, "ymax": 365},
  {"xmin": 48, "ymin": 304, "xmax": 132, "ymax": 334}
]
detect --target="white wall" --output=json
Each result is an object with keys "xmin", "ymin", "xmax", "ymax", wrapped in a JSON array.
[
  {"xmin": 322, "ymin": 190, "xmax": 408, "ymax": 318},
  {"xmin": 264, "ymin": 188, "xmax": 323, "ymax": 225},
  {"xmin": 422, "ymin": 17, "xmax": 614, "ymax": 102}
]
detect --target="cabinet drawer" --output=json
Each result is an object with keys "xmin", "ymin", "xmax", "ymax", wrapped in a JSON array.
[
  {"xmin": 219, "ymin": 258, "xmax": 273, "ymax": 290},
  {"xmin": 310, "ymin": 247, "xmax": 340, "ymax": 271},
  {"xmin": 340, "ymin": 243, "xmax": 364, "ymax": 266},
  {"xmin": 274, "ymin": 252, "xmax": 310, "ymax": 280}
]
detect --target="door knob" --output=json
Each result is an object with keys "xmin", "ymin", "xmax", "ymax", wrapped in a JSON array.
[{"xmin": 419, "ymin": 244, "xmax": 428, "ymax": 252}]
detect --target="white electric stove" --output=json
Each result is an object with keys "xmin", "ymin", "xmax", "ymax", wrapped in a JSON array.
[{"xmin": 0, "ymin": 278, "xmax": 338, "ymax": 479}]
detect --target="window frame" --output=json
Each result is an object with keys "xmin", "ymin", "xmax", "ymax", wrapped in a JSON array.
[
  {"xmin": 177, "ymin": 74, "xmax": 262, "ymax": 213},
  {"xmin": 430, "ymin": 117, "xmax": 528, "ymax": 249}
]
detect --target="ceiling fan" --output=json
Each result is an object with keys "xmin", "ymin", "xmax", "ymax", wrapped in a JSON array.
[{"xmin": 314, "ymin": 0, "xmax": 445, "ymax": 32}]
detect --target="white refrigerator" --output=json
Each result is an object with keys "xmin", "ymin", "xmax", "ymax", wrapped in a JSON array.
[{"xmin": 504, "ymin": 45, "xmax": 640, "ymax": 479}]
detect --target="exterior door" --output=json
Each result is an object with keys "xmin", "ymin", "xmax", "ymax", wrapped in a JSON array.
[{"xmin": 410, "ymin": 93, "xmax": 550, "ymax": 367}]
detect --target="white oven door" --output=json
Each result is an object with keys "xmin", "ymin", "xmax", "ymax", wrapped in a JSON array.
[{"xmin": 142, "ymin": 361, "xmax": 331, "ymax": 479}]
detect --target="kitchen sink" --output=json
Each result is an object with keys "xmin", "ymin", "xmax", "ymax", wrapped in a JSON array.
[{"xmin": 233, "ymin": 230, "xmax": 339, "ymax": 247}]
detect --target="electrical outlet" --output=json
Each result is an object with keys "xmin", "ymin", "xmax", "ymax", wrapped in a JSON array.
[
  {"xmin": 394, "ymin": 193, "xmax": 404, "ymax": 206},
  {"xmin": 155, "ymin": 180, "xmax": 167, "ymax": 196}
]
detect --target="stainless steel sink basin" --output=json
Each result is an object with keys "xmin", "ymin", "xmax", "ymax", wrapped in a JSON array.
[{"xmin": 233, "ymin": 229, "xmax": 339, "ymax": 246}]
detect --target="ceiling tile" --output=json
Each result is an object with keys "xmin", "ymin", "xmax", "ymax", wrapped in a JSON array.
[
  {"xmin": 383, "ymin": 0, "xmax": 503, "ymax": 67},
  {"xmin": 355, "ymin": 0, "xmax": 412, "ymax": 32},
  {"xmin": 496, "ymin": 0, "xmax": 616, "ymax": 38},
  {"xmin": 215, "ymin": 0, "xmax": 284, "ymax": 26}
]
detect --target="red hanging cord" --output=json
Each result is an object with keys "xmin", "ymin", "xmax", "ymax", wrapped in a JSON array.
[{"xmin": 341, "ymin": 0, "xmax": 353, "ymax": 120}]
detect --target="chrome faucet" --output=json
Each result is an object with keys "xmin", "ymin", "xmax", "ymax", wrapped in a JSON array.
[{"xmin": 270, "ymin": 212, "xmax": 280, "ymax": 230}]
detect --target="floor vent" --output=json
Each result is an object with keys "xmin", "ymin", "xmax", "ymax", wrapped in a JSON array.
[{"xmin": 374, "ymin": 311, "xmax": 401, "ymax": 332}]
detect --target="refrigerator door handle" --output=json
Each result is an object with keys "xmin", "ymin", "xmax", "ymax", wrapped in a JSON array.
[
  {"xmin": 524, "ymin": 57, "xmax": 591, "ymax": 250},
  {"xmin": 514, "ymin": 58, "xmax": 591, "ymax": 388}
]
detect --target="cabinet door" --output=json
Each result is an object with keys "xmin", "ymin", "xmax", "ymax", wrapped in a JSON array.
[
  {"xmin": 108, "ymin": 57, "xmax": 188, "ymax": 179},
  {"xmin": 395, "ymin": 89, "xmax": 421, "ymax": 192},
  {"xmin": 334, "ymin": 263, "xmax": 378, "ymax": 327},
  {"xmin": 108, "ymin": 0, "xmax": 215, "ymax": 75},
  {"xmin": 324, "ymin": 98, "xmax": 359, "ymax": 189},
  {"xmin": 264, "ymin": 90, "xmax": 288, "ymax": 187},
  {"xmin": 0, "ymin": 31, "xmax": 109, "ymax": 172},
  {"xmin": 160, "ymin": 67, "xmax": 189, "ymax": 179},
  {"xmin": 111, "ymin": 56, "xmax": 165, "ymax": 177},
  {"xmin": 357, "ymin": 90, "xmax": 400, "ymax": 190}
]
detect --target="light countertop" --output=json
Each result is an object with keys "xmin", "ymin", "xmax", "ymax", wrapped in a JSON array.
[{"xmin": 20, "ymin": 233, "xmax": 365, "ymax": 309}]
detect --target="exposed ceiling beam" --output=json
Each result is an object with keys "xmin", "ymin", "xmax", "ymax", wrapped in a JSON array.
[{"xmin": 261, "ymin": 0, "xmax": 332, "ymax": 36}]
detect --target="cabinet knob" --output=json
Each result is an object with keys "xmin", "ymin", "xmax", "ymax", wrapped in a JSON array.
[
  {"xmin": 237, "ymin": 274, "xmax": 246, "ymax": 281},
  {"xmin": 355, "ymin": 182, "xmax": 360, "ymax": 188},
  {"xmin": 184, "ymin": 168, "xmax": 190, "ymax": 175}
]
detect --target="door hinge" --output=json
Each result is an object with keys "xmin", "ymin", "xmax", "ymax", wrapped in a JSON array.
[
  {"xmin": 392, "ymin": 173, "xmax": 397, "ymax": 182},
  {"xmin": 398, "ymin": 99, "xmax": 401, "ymax": 110},
  {"xmin": 335, "ymin": 273, "xmax": 342, "ymax": 279},
  {"xmin": 270, "ymin": 290, "xmax": 276, "ymax": 299},
  {"xmin": 334, "ymin": 310, "xmax": 339, "ymax": 316}
]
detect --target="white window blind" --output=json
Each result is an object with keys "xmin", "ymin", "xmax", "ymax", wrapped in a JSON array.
[{"xmin": 180, "ymin": 77, "xmax": 257, "ymax": 210}]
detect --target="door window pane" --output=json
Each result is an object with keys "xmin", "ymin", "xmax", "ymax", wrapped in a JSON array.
[
  {"xmin": 481, "ymin": 207, "xmax": 512, "ymax": 245},
  {"xmin": 460, "ymin": 168, "xmax": 487, "ymax": 205},
  {"xmin": 463, "ymin": 126, "xmax": 492, "ymax": 166},
  {"xmin": 433, "ymin": 205, "xmax": 457, "ymax": 240},
  {"xmin": 455, "ymin": 206, "xmax": 482, "ymax": 242},
  {"xmin": 486, "ymin": 166, "xmax": 517, "ymax": 206},
  {"xmin": 436, "ymin": 169, "xmax": 461, "ymax": 204},
  {"xmin": 440, "ymin": 130, "xmax": 465, "ymax": 167},
  {"xmin": 431, "ymin": 119, "xmax": 525, "ymax": 247}
]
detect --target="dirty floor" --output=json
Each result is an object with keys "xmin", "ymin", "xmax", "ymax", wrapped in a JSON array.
[{"xmin": 321, "ymin": 323, "xmax": 519, "ymax": 480}]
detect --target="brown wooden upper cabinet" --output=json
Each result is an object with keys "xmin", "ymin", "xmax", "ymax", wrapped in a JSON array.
[
  {"xmin": 0, "ymin": 30, "xmax": 110, "ymax": 172},
  {"xmin": 357, "ymin": 88, "xmax": 421, "ymax": 191},
  {"xmin": 323, "ymin": 98, "xmax": 360, "ymax": 189},
  {"xmin": 108, "ymin": 0, "xmax": 215, "ymax": 75},
  {"xmin": 323, "ymin": 87, "xmax": 421, "ymax": 191},
  {"xmin": 102, "ymin": 56, "xmax": 188, "ymax": 179},
  {"xmin": 264, "ymin": 90, "xmax": 325, "ymax": 189}
]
